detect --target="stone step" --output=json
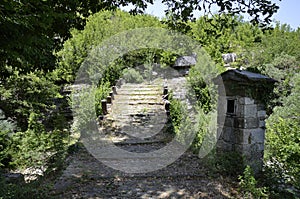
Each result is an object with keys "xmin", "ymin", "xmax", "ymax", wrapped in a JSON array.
[
  {"xmin": 112, "ymin": 97, "xmax": 162, "ymax": 103},
  {"xmin": 120, "ymin": 84, "xmax": 162, "ymax": 88},
  {"xmin": 108, "ymin": 109, "xmax": 165, "ymax": 117},
  {"xmin": 108, "ymin": 110, "xmax": 163, "ymax": 115},
  {"xmin": 108, "ymin": 115, "xmax": 167, "ymax": 121},
  {"xmin": 113, "ymin": 95, "xmax": 161, "ymax": 101},
  {"xmin": 113, "ymin": 101, "xmax": 164, "ymax": 105},
  {"xmin": 116, "ymin": 91, "xmax": 162, "ymax": 95},
  {"xmin": 107, "ymin": 116, "xmax": 167, "ymax": 123},
  {"xmin": 117, "ymin": 87, "xmax": 162, "ymax": 91}
]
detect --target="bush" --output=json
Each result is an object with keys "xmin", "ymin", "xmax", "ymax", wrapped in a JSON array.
[
  {"xmin": 122, "ymin": 68, "xmax": 143, "ymax": 83},
  {"xmin": 56, "ymin": 10, "xmax": 164, "ymax": 83},
  {"xmin": 265, "ymin": 73, "xmax": 300, "ymax": 193},
  {"xmin": 238, "ymin": 165, "xmax": 268, "ymax": 198},
  {"xmin": 9, "ymin": 112, "xmax": 68, "ymax": 168},
  {"xmin": 0, "ymin": 174, "xmax": 50, "ymax": 199},
  {"xmin": 0, "ymin": 112, "xmax": 16, "ymax": 168},
  {"xmin": 0, "ymin": 71, "xmax": 60, "ymax": 130},
  {"xmin": 95, "ymin": 82, "xmax": 111, "ymax": 116}
]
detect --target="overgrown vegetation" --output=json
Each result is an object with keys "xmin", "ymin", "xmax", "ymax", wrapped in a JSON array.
[
  {"xmin": 238, "ymin": 166, "xmax": 268, "ymax": 198},
  {"xmin": 0, "ymin": 1, "xmax": 299, "ymax": 197}
]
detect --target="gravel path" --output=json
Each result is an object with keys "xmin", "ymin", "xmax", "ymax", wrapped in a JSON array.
[{"xmin": 51, "ymin": 145, "xmax": 241, "ymax": 199}]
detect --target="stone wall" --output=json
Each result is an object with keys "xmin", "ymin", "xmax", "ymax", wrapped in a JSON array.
[{"xmin": 217, "ymin": 95, "xmax": 266, "ymax": 173}]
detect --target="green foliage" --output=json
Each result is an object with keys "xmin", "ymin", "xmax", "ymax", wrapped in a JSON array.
[
  {"xmin": 101, "ymin": 62, "xmax": 124, "ymax": 85},
  {"xmin": 245, "ymin": 24, "xmax": 300, "ymax": 71},
  {"xmin": 56, "ymin": 10, "xmax": 164, "ymax": 83},
  {"xmin": 122, "ymin": 68, "xmax": 144, "ymax": 83},
  {"xmin": 189, "ymin": 14, "xmax": 263, "ymax": 65},
  {"xmin": 95, "ymin": 82, "xmax": 111, "ymax": 116},
  {"xmin": 0, "ymin": 113, "xmax": 16, "ymax": 168},
  {"xmin": 0, "ymin": 0, "xmax": 157, "ymax": 79},
  {"xmin": 159, "ymin": 51, "xmax": 177, "ymax": 67},
  {"xmin": 169, "ymin": 96, "xmax": 183, "ymax": 135},
  {"xmin": 71, "ymin": 86, "xmax": 98, "ymax": 133},
  {"xmin": 213, "ymin": 151, "xmax": 245, "ymax": 176},
  {"xmin": 0, "ymin": 175, "xmax": 50, "ymax": 199},
  {"xmin": 9, "ymin": 112, "xmax": 68, "ymax": 168},
  {"xmin": 187, "ymin": 72, "xmax": 213, "ymax": 113},
  {"xmin": 265, "ymin": 74, "xmax": 300, "ymax": 191},
  {"xmin": 169, "ymin": 96, "xmax": 195, "ymax": 146},
  {"xmin": 164, "ymin": 0, "xmax": 280, "ymax": 26},
  {"xmin": 0, "ymin": 71, "xmax": 60, "ymax": 130},
  {"xmin": 238, "ymin": 165, "xmax": 268, "ymax": 198}
]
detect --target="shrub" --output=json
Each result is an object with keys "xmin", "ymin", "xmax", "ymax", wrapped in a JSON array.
[
  {"xmin": 238, "ymin": 165, "xmax": 268, "ymax": 198},
  {"xmin": 0, "ymin": 113, "xmax": 16, "ymax": 168},
  {"xmin": 95, "ymin": 82, "xmax": 111, "ymax": 116},
  {"xmin": 122, "ymin": 68, "xmax": 144, "ymax": 83},
  {"xmin": 265, "ymin": 73, "xmax": 300, "ymax": 194},
  {"xmin": 9, "ymin": 112, "xmax": 68, "ymax": 168}
]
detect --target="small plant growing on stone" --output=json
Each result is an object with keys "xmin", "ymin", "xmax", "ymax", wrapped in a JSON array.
[{"xmin": 141, "ymin": 108, "xmax": 148, "ymax": 113}]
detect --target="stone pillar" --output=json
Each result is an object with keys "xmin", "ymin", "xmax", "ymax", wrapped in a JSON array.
[
  {"xmin": 164, "ymin": 100, "xmax": 170, "ymax": 116},
  {"xmin": 234, "ymin": 97, "xmax": 265, "ymax": 173},
  {"xmin": 214, "ymin": 69, "xmax": 276, "ymax": 174},
  {"xmin": 106, "ymin": 96, "xmax": 112, "ymax": 104},
  {"xmin": 101, "ymin": 100, "xmax": 108, "ymax": 115},
  {"xmin": 112, "ymin": 86, "xmax": 117, "ymax": 95},
  {"xmin": 163, "ymin": 86, "xmax": 168, "ymax": 100},
  {"xmin": 109, "ymin": 91, "xmax": 114, "ymax": 100}
]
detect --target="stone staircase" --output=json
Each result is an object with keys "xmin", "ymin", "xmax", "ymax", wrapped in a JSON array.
[
  {"xmin": 102, "ymin": 81, "xmax": 169, "ymax": 142},
  {"xmin": 51, "ymin": 79, "xmax": 241, "ymax": 198}
]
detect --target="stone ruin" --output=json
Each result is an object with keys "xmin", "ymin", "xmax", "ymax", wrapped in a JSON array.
[{"xmin": 213, "ymin": 69, "xmax": 277, "ymax": 173}]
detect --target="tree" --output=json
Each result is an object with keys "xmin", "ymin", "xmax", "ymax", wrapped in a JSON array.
[
  {"xmin": 162, "ymin": 0, "xmax": 280, "ymax": 25},
  {"xmin": 0, "ymin": 0, "xmax": 154, "ymax": 78},
  {"xmin": 0, "ymin": 0, "xmax": 281, "ymax": 78}
]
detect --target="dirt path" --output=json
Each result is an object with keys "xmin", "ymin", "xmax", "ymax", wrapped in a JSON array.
[{"xmin": 51, "ymin": 145, "xmax": 240, "ymax": 198}]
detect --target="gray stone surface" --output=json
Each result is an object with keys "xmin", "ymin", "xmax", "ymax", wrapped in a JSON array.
[
  {"xmin": 238, "ymin": 97, "xmax": 255, "ymax": 105},
  {"xmin": 234, "ymin": 117, "xmax": 258, "ymax": 129},
  {"xmin": 173, "ymin": 55, "xmax": 197, "ymax": 67},
  {"xmin": 257, "ymin": 110, "xmax": 266, "ymax": 118},
  {"xmin": 240, "ymin": 104, "xmax": 257, "ymax": 117},
  {"xmin": 222, "ymin": 53, "xmax": 237, "ymax": 64}
]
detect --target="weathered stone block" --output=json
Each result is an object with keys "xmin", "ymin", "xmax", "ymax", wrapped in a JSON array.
[
  {"xmin": 259, "ymin": 120, "xmax": 265, "ymax": 128},
  {"xmin": 224, "ymin": 86, "xmax": 246, "ymax": 96},
  {"xmin": 234, "ymin": 128, "xmax": 265, "ymax": 145},
  {"xmin": 224, "ymin": 117, "xmax": 234, "ymax": 127},
  {"xmin": 217, "ymin": 115, "xmax": 226, "ymax": 126},
  {"xmin": 256, "ymin": 143, "xmax": 264, "ymax": 151},
  {"xmin": 238, "ymin": 97, "xmax": 255, "ymax": 105},
  {"xmin": 234, "ymin": 117, "xmax": 258, "ymax": 129},
  {"xmin": 234, "ymin": 129, "xmax": 251, "ymax": 144},
  {"xmin": 257, "ymin": 110, "xmax": 266, "ymax": 118},
  {"xmin": 234, "ymin": 144, "xmax": 251, "ymax": 156},
  {"xmin": 217, "ymin": 96, "xmax": 227, "ymax": 114},
  {"xmin": 217, "ymin": 128, "xmax": 222, "ymax": 138},
  {"xmin": 250, "ymin": 128, "xmax": 265, "ymax": 144},
  {"xmin": 240, "ymin": 104, "xmax": 257, "ymax": 117},
  {"xmin": 222, "ymin": 127, "xmax": 234, "ymax": 142}
]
